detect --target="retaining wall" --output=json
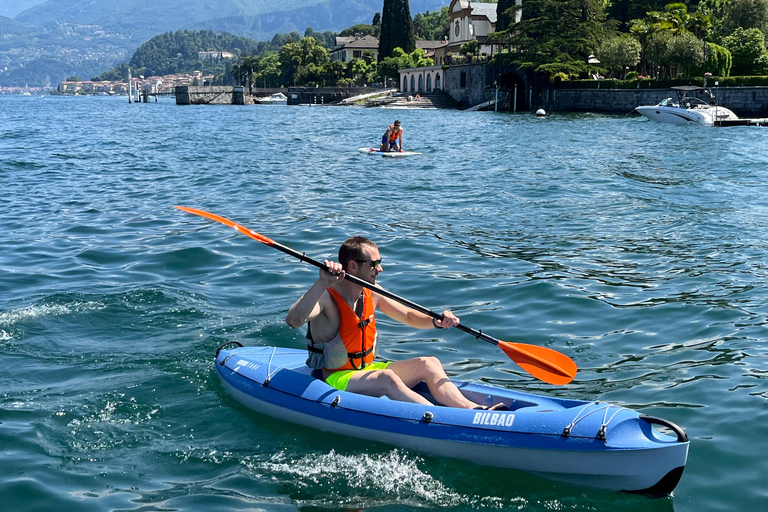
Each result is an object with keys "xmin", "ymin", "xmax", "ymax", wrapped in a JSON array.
[{"xmin": 549, "ymin": 86, "xmax": 768, "ymax": 117}]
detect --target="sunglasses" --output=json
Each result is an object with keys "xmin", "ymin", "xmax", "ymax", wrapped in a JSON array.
[{"xmin": 354, "ymin": 259, "xmax": 382, "ymax": 269}]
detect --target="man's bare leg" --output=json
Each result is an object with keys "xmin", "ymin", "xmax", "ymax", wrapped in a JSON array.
[
  {"xmin": 387, "ymin": 357, "xmax": 481, "ymax": 409},
  {"xmin": 345, "ymin": 368, "xmax": 433, "ymax": 405}
]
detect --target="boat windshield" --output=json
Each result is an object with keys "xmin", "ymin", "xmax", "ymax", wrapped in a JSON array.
[
  {"xmin": 684, "ymin": 97, "xmax": 709, "ymax": 108},
  {"xmin": 659, "ymin": 98, "xmax": 678, "ymax": 107}
]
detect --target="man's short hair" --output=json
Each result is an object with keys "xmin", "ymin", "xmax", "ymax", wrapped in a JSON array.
[
  {"xmin": 394, "ymin": 120, "xmax": 401, "ymax": 126},
  {"xmin": 339, "ymin": 237, "xmax": 378, "ymax": 268}
]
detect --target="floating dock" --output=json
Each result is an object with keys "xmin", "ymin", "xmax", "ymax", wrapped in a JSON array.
[{"xmin": 715, "ymin": 118, "xmax": 768, "ymax": 127}]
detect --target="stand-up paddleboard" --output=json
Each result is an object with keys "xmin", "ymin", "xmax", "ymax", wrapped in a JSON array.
[{"xmin": 359, "ymin": 147, "xmax": 421, "ymax": 157}]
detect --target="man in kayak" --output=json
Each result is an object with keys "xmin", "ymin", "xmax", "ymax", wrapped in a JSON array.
[
  {"xmin": 379, "ymin": 120, "xmax": 403, "ymax": 152},
  {"xmin": 286, "ymin": 236, "xmax": 505, "ymax": 410}
]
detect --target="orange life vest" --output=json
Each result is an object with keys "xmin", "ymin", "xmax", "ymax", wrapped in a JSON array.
[
  {"xmin": 389, "ymin": 125, "xmax": 402, "ymax": 142},
  {"xmin": 324, "ymin": 287, "xmax": 377, "ymax": 371}
]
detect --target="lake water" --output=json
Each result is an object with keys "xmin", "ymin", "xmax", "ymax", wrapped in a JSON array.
[{"xmin": 1, "ymin": 94, "xmax": 767, "ymax": 511}]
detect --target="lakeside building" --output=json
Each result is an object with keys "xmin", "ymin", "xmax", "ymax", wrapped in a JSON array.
[
  {"xmin": 400, "ymin": 0, "xmax": 507, "ymax": 94},
  {"xmin": 446, "ymin": 0, "xmax": 500, "ymax": 57},
  {"xmin": 55, "ymin": 71, "xmax": 215, "ymax": 95},
  {"xmin": 0, "ymin": 85, "xmax": 53, "ymax": 95},
  {"xmin": 331, "ymin": 34, "xmax": 380, "ymax": 63},
  {"xmin": 198, "ymin": 51, "xmax": 235, "ymax": 60}
]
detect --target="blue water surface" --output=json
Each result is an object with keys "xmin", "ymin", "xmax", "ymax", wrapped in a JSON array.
[{"xmin": 1, "ymin": 94, "xmax": 767, "ymax": 511}]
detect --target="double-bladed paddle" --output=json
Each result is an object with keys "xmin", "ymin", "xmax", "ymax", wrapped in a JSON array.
[{"xmin": 176, "ymin": 206, "xmax": 577, "ymax": 385}]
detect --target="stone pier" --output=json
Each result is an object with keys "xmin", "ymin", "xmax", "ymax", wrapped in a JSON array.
[{"xmin": 175, "ymin": 86, "xmax": 249, "ymax": 105}]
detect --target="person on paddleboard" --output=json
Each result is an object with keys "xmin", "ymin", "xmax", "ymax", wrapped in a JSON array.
[
  {"xmin": 379, "ymin": 120, "xmax": 404, "ymax": 152},
  {"xmin": 286, "ymin": 236, "xmax": 506, "ymax": 410}
]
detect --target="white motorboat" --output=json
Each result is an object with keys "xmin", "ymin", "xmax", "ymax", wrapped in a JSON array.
[
  {"xmin": 256, "ymin": 92, "xmax": 287, "ymax": 105},
  {"xmin": 635, "ymin": 86, "xmax": 738, "ymax": 125}
]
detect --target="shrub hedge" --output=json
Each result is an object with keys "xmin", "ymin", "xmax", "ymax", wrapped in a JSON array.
[{"xmin": 558, "ymin": 76, "xmax": 768, "ymax": 89}]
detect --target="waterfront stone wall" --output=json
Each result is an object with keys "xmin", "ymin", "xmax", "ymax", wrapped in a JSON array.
[
  {"xmin": 176, "ymin": 86, "xmax": 247, "ymax": 105},
  {"xmin": 443, "ymin": 63, "xmax": 495, "ymax": 108},
  {"xmin": 548, "ymin": 86, "xmax": 768, "ymax": 117},
  {"xmin": 176, "ymin": 85, "xmax": 377, "ymax": 105},
  {"xmin": 498, "ymin": 82, "xmax": 768, "ymax": 117},
  {"xmin": 286, "ymin": 86, "xmax": 376, "ymax": 105}
]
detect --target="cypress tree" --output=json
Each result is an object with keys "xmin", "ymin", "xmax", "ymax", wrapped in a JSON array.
[
  {"xmin": 378, "ymin": 0, "xmax": 416, "ymax": 61},
  {"xmin": 496, "ymin": 0, "xmax": 516, "ymax": 32}
]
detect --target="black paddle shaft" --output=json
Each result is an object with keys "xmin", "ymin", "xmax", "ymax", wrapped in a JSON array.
[{"xmin": 269, "ymin": 240, "xmax": 501, "ymax": 347}]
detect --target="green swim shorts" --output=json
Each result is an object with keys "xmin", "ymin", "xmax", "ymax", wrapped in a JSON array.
[{"xmin": 325, "ymin": 361, "xmax": 391, "ymax": 391}]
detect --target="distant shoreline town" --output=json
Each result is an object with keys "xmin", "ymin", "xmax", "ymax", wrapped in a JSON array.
[{"xmin": 1, "ymin": 70, "xmax": 215, "ymax": 96}]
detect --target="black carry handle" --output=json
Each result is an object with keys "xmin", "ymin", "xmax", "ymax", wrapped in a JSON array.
[{"xmin": 639, "ymin": 414, "xmax": 689, "ymax": 443}]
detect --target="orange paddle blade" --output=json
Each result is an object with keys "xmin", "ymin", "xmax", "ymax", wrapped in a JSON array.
[
  {"xmin": 175, "ymin": 206, "xmax": 275, "ymax": 246},
  {"xmin": 498, "ymin": 341, "xmax": 577, "ymax": 385}
]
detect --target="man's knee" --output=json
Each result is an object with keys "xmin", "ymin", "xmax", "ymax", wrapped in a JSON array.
[
  {"xmin": 416, "ymin": 356, "xmax": 443, "ymax": 374},
  {"xmin": 377, "ymin": 369, "xmax": 408, "ymax": 391}
]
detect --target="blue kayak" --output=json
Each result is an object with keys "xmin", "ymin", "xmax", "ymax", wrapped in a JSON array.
[{"xmin": 215, "ymin": 344, "xmax": 688, "ymax": 495}]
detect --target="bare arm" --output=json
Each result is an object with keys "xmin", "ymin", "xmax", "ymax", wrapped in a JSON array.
[
  {"xmin": 374, "ymin": 293, "xmax": 458, "ymax": 329},
  {"xmin": 285, "ymin": 260, "xmax": 343, "ymax": 328}
]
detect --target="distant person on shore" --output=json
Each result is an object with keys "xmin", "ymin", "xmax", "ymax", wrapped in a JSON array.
[{"xmin": 380, "ymin": 120, "xmax": 403, "ymax": 152}]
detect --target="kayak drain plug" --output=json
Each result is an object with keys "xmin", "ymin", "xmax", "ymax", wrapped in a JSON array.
[
  {"xmin": 423, "ymin": 411, "xmax": 434, "ymax": 423},
  {"xmin": 331, "ymin": 396, "xmax": 341, "ymax": 407}
]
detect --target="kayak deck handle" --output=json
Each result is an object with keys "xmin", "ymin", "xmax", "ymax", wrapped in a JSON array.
[
  {"xmin": 639, "ymin": 415, "xmax": 689, "ymax": 443},
  {"xmin": 216, "ymin": 340, "xmax": 244, "ymax": 361}
]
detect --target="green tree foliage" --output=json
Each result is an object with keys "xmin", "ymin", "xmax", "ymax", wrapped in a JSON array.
[
  {"xmin": 608, "ymin": 0, "xmax": 679, "ymax": 28},
  {"xmin": 372, "ymin": 12, "xmax": 382, "ymax": 26},
  {"xmin": 643, "ymin": 29, "xmax": 706, "ymax": 78},
  {"xmin": 691, "ymin": 42, "xmax": 732, "ymax": 75},
  {"xmin": 666, "ymin": 30, "xmax": 706, "ymax": 76},
  {"xmin": 270, "ymin": 32, "xmax": 302, "ymax": 47},
  {"xmin": 496, "ymin": 0, "xmax": 517, "ymax": 32},
  {"xmin": 379, "ymin": 0, "xmax": 416, "ymax": 61},
  {"xmin": 258, "ymin": 54, "xmax": 281, "ymax": 87},
  {"xmin": 596, "ymin": 35, "xmax": 642, "ymax": 77},
  {"xmin": 127, "ymin": 30, "xmax": 264, "ymax": 77},
  {"xmin": 351, "ymin": 54, "xmax": 379, "ymax": 85},
  {"xmin": 460, "ymin": 40, "xmax": 480, "ymax": 59},
  {"xmin": 303, "ymin": 28, "xmax": 337, "ymax": 48},
  {"xmin": 490, "ymin": 0, "xmax": 609, "ymax": 79},
  {"xmin": 630, "ymin": 4, "xmax": 712, "ymax": 77},
  {"xmin": 722, "ymin": 27, "xmax": 768, "ymax": 74},
  {"xmin": 277, "ymin": 37, "xmax": 331, "ymax": 86},
  {"xmin": 706, "ymin": 42, "xmax": 732, "ymax": 76},
  {"xmin": 378, "ymin": 47, "xmax": 433, "ymax": 80},
  {"xmin": 339, "ymin": 24, "xmax": 380, "ymax": 38},
  {"xmin": 413, "ymin": 8, "xmax": 450, "ymax": 40},
  {"xmin": 698, "ymin": 0, "xmax": 768, "ymax": 42}
]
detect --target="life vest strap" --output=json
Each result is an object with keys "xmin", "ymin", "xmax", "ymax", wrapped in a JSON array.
[{"xmin": 347, "ymin": 345, "xmax": 374, "ymax": 361}]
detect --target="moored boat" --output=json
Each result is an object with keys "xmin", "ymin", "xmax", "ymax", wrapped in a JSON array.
[
  {"xmin": 635, "ymin": 86, "xmax": 738, "ymax": 125},
  {"xmin": 215, "ymin": 344, "xmax": 689, "ymax": 496},
  {"xmin": 256, "ymin": 92, "xmax": 288, "ymax": 105}
]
